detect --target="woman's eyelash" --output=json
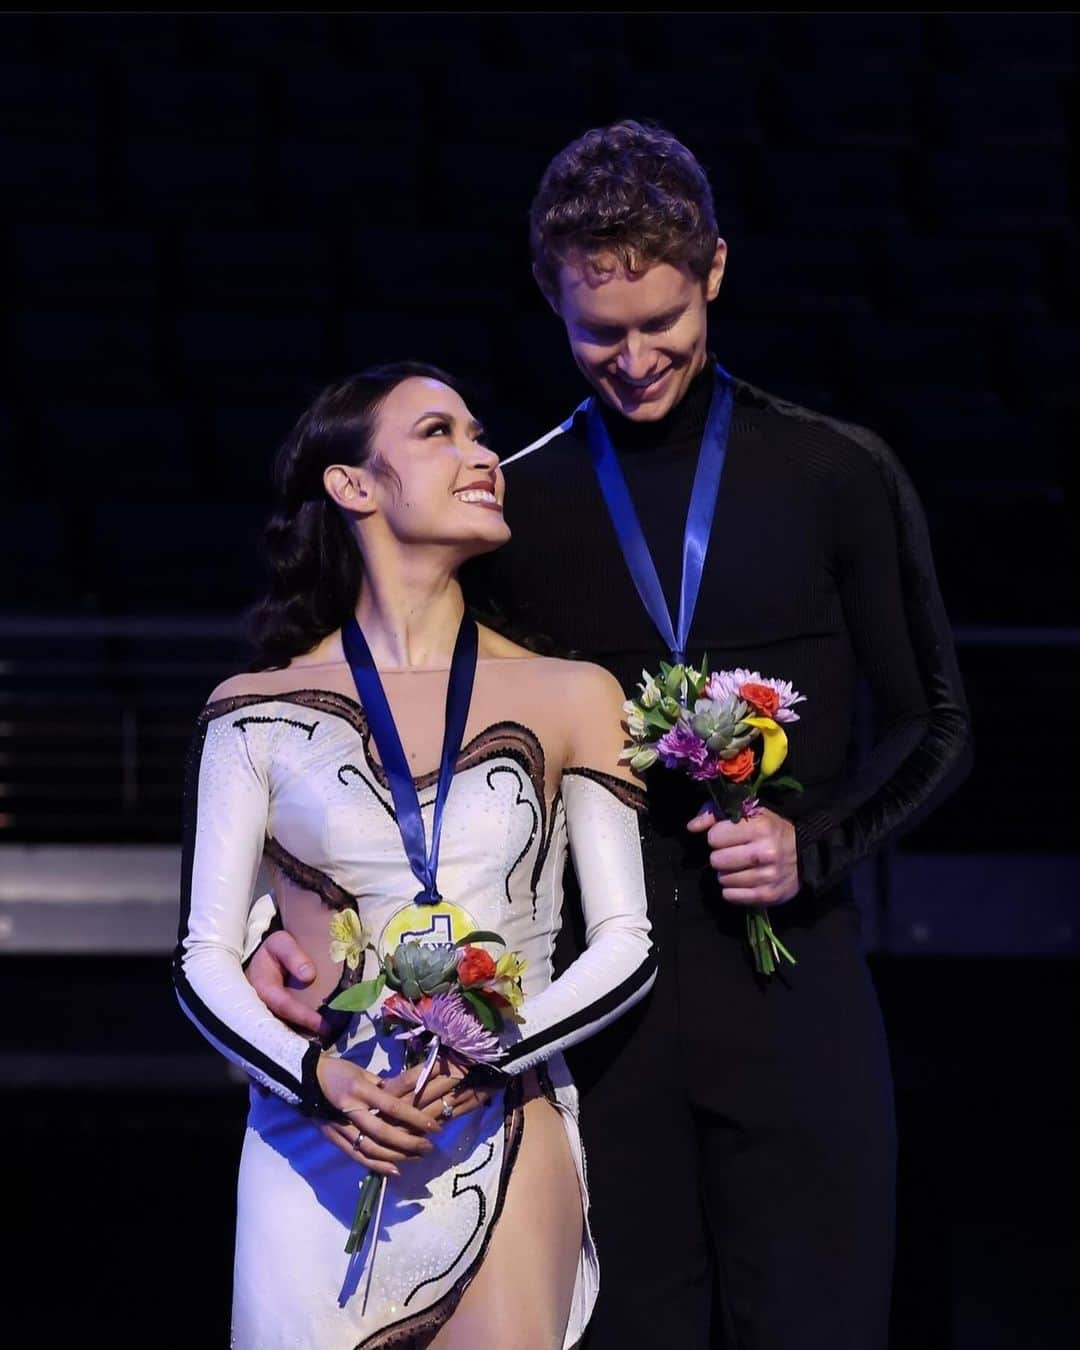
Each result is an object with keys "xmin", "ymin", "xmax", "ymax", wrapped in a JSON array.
[{"xmin": 425, "ymin": 421, "xmax": 487, "ymax": 442}]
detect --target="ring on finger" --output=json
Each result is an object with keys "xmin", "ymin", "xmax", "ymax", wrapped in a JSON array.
[
  {"xmin": 440, "ymin": 1098, "xmax": 454, "ymax": 1120},
  {"xmin": 353, "ymin": 1131, "xmax": 366, "ymax": 1151}
]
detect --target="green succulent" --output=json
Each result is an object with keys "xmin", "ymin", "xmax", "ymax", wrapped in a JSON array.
[
  {"xmin": 690, "ymin": 697, "xmax": 755, "ymax": 754},
  {"xmin": 384, "ymin": 941, "xmax": 460, "ymax": 1001}
]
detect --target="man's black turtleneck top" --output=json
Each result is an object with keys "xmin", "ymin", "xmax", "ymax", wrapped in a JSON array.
[{"xmin": 475, "ymin": 359, "xmax": 972, "ymax": 915}]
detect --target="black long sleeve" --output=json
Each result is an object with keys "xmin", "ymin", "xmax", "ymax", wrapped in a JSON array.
[
  {"xmin": 478, "ymin": 369, "xmax": 972, "ymax": 907},
  {"xmin": 785, "ymin": 417, "xmax": 973, "ymax": 895}
]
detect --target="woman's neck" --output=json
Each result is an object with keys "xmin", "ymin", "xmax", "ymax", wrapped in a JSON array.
[{"xmin": 354, "ymin": 563, "xmax": 466, "ymax": 671}]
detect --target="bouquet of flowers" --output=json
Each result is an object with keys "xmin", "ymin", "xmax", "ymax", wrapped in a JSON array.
[
  {"xmin": 622, "ymin": 658, "xmax": 806, "ymax": 976},
  {"xmin": 326, "ymin": 916, "xmax": 527, "ymax": 1265}
]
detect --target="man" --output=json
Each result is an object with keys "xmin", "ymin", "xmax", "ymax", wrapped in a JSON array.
[{"xmin": 245, "ymin": 120, "xmax": 972, "ymax": 1348}]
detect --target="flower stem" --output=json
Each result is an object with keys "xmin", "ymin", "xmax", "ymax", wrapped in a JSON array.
[
  {"xmin": 345, "ymin": 1171, "xmax": 382, "ymax": 1255},
  {"xmin": 748, "ymin": 908, "xmax": 797, "ymax": 975}
]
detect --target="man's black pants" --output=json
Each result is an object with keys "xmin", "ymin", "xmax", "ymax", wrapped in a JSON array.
[{"xmin": 565, "ymin": 892, "xmax": 897, "ymax": 1350}]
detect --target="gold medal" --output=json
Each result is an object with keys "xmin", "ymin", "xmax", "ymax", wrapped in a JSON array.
[{"xmin": 378, "ymin": 899, "xmax": 479, "ymax": 958}]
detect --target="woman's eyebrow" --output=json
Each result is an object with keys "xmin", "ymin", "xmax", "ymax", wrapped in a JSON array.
[{"xmin": 410, "ymin": 411, "xmax": 484, "ymax": 436}]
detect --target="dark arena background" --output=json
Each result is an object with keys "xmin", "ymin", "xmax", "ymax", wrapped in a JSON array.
[{"xmin": 1, "ymin": 12, "xmax": 1076, "ymax": 1349}]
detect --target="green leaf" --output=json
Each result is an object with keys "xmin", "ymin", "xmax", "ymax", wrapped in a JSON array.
[
  {"xmin": 461, "ymin": 988, "xmax": 502, "ymax": 1031},
  {"xmin": 328, "ymin": 972, "xmax": 386, "ymax": 1013},
  {"xmin": 766, "ymin": 775, "xmax": 803, "ymax": 793},
  {"xmin": 453, "ymin": 929, "xmax": 506, "ymax": 948},
  {"xmin": 658, "ymin": 660, "xmax": 672, "ymax": 679},
  {"xmin": 699, "ymin": 653, "xmax": 709, "ymax": 680},
  {"xmin": 644, "ymin": 705, "xmax": 675, "ymax": 731}
]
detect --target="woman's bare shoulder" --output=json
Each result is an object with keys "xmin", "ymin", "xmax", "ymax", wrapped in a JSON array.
[
  {"xmin": 509, "ymin": 653, "xmax": 627, "ymax": 707},
  {"xmin": 475, "ymin": 624, "xmax": 540, "ymax": 662},
  {"xmin": 205, "ymin": 668, "xmax": 292, "ymax": 706}
]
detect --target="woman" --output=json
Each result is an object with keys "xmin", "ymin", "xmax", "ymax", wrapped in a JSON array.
[{"xmin": 172, "ymin": 362, "xmax": 657, "ymax": 1349}]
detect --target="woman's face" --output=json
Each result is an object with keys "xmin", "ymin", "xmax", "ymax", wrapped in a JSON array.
[{"xmin": 362, "ymin": 376, "xmax": 510, "ymax": 556}]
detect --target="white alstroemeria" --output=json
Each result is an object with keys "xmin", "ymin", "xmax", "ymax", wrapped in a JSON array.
[
  {"xmin": 638, "ymin": 672, "xmax": 662, "ymax": 708},
  {"xmin": 623, "ymin": 700, "xmax": 647, "ymax": 740}
]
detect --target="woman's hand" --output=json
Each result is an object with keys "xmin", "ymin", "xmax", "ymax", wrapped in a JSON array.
[
  {"xmin": 317, "ymin": 1057, "xmax": 497, "ymax": 1168},
  {"xmin": 386, "ymin": 1056, "xmax": 497, "ymax": 1125},
  {"xmin": 315, "ymin": 1054, "xmax": 443, "ymax": 1177}
]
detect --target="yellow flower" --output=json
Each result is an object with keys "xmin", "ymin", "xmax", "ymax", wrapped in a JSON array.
[
  {"xmin": 493, "ymin": 949, "xmax": 527, "ymax": 1018},
  {"xmin": 329, "ymin": 908, "xmax": 370, "ymax": 970},
  {"xmin": 744, "ymin": 717, "xmax": 788, "ymax": 777}
]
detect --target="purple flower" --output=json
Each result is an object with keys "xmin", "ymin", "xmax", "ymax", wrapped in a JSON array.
[
  {"xmin": 688, "ymin": 754, "xmax": 726, "ymax": 781},
  {"xmin": 655, "ymin": 722, "xmax": 708, "ymax": 770},
  {"xmin": 384, "ymin": 992, "xmax": 502, "ymax": 1063},
  {"xmin": 766, "ymin": 678, "xmax": 807, "ymax": 724}
]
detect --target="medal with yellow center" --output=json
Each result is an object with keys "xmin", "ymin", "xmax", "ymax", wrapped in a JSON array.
[{"xmin": 378, "ymin": 898, "xmax": 479, "ymax": 958}]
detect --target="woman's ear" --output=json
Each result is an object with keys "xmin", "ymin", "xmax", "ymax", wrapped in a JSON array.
[{"xmin": 323, "ymin": 464, "xmax": 377, "ymax": 516}]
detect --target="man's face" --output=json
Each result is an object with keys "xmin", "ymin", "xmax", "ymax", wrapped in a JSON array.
[{"xmin": 548, "ymin": 242, "xmax": 726, "ymax": 422}]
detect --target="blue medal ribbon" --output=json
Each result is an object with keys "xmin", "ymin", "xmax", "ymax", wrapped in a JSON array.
[
  {"xmin": 585, "ymin": 363, "xmax": 733, "ymax": 664},
  {"xmin": 341, "ymin": 612, "xmax": 478, "ymax": 906}
]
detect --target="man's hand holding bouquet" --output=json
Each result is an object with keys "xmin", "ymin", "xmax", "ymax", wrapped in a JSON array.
[{"xmin": 622, "ymin": 659, "xmax": 807, "ymax": 976}]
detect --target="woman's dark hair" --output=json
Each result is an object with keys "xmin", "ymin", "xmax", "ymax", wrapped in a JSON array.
[
  {"xmin": 246, "ymin": 361, "xmax": 461, "ymax": 671},
  {"xmin": 529, "ymin": 118, "xmax": 719, "ymax": 301}
]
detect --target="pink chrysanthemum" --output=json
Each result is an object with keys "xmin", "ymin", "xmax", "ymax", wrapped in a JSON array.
[
  {"xmin": 384, "ymin": 992, "xmax": 502, "ymax": 1063},
  {"xmin": 705, "ymin": 669, "xmax": 806, "ymax": 723},
  {"xmin": 656, "ymin": 722, "xmax": 708, "ymax": 769}
]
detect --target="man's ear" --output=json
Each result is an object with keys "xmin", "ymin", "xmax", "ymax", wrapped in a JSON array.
[
  {"xmin": 323, "ymin": 464, "xmax": 377, "ymax": 516},
  {"xmin": 705, "ymin": 238, "xmax": 728, "ymax": 302},
  {"xmin": 533, "ymin": 262, "xmax": 562, "ymax": 317}
]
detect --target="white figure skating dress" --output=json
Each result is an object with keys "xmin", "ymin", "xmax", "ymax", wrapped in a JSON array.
[{"xmin": 174, "ymin": 654, "xmax": 656, "ymax": 1349}]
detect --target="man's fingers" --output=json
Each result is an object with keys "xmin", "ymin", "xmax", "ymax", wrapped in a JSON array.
[
  {"xmin": 685, "ymin": 808, "xmax": 717, "ymax": 833},
  {"xmin": 263, "ymin": 928, "xmax": 318, "ymax": 985},
  {"xmin": 708, "ymin": 844, "xmax": 771, "ymax": 875},
  {"xmin": 719, "ymin": 886, "xmax": 769, "ymax": 906},
  {"xmin": 262, "ymin": 989, "xmax": 327, "ymax": 1036},
  {"xmin": 715, "ymin": 867, "xmax": 772, "ymax": 889},
  {"xmin": 706, "ymin": 818, "xmax": 755, "ymax": 848}
]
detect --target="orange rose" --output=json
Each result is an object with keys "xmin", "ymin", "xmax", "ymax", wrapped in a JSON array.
[
  {"xmin": 718, "ymin": 747, "xmax": 756, "ymax": 782},
  {"xmin": 739, "ymin": 682, "xmax": 780, "ymax": 718},
  {"xmin": 457, "ymin": 946, "xmax": 497, "ymax": 987}
]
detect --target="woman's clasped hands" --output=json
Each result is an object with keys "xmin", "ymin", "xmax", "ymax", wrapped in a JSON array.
[{"xmin": 315, "ymin": 1051, "xmax": 494, "ymax": 1176}]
